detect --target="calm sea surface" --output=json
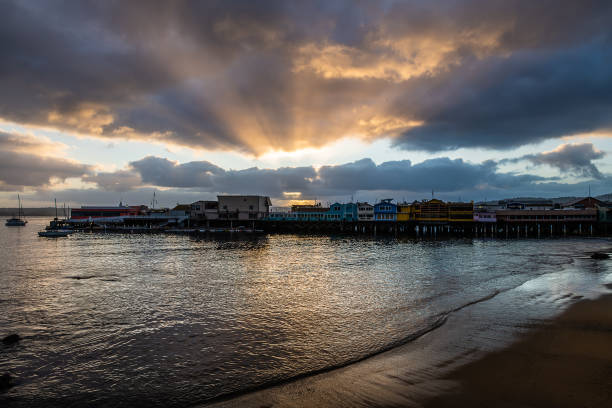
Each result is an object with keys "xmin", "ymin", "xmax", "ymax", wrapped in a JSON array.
[{"xmin": 1, "ymin": 217, "xmax": 611, "ymax": 407}]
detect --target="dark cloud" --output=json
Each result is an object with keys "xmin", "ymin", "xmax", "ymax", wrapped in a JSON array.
[
  {"xmin": 504, "ymin": 142, "xmax": 606, "ymax": 179},
  {"xmin": 130, "ymin": 156, "xmax": 224, "ymax": 188},
  {"xmin": 392, "ymin": 43, "xmax": 612, "ymax": 151},
  {"xmin": 83, "ymin": 155, "xmax": 549, "ymax": 200},
  {"xmin": 82, "ymin": 170, "xmax": 143, "ymax": 193},
  {"xmin": 1, "ymin": 1, "xmax": 611, "ymax": 153},
  {"xmin": 0, "ymin": 150, "xmax": 92, "ymax": 191},
  {"xmin": 315, "ymin": 158, "xmax": 545, "ymax": 196},
  {"xmin": 0, "ymin": 131, "xmax": 92, "ymax": 190},
  {"xmin": 127, "ymin": 156, "xmax": 316, "ymax": 197},
  {"xmin": 47, "ymin": 152, "xmax": 609, "ymax": 206},
  {"xmin": 28, "ymin": 187, "xmax": 215, "ymax": 209}
]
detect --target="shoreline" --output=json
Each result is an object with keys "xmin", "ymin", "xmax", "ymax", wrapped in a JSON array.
[
  {"xmin": 203, "ymin": 271, "xmax": 612, "ymax": 408},
  {"xmin": 425, "ymin": 291, "xmax": 612, "ymax": 407}
]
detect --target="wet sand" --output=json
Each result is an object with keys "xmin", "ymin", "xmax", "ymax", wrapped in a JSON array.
[
  {"xmin": 426, "ymin": 292, "xmax": 612, "ymax": 408},
  {"xmin": 205, "ymin": 284, "xmax": 612, "ymax": 408}
]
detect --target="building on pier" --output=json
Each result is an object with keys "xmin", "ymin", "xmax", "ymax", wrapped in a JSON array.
[
  {"xmin": 357, "ymin": 202, "xmax": 374, "ymax": 221},
  {"xmin": 495, "ymin": 209, "xmax": 597, "ymax": 223},
  {"xmin": 561, "ymin": 197, "xmax": 604, "ymax": 209},
  {"xmin": 70, "ymin": 205, "xmax": 144, "ymax": 219},
  {"xmin": 501, "ymin": 199, "xmax": 553, "ymax": 210},
  {"xmin": 396, "ymin": 203, "xmax": 413, "ymax": 221},
  {"xmin": 190, "ymin": 201, "xmax": 219, "ymax": 220},
  {"xmin": 291, "ymin": 203, "xmax": 329, "ymax": 221},
  {"xmin": 327, "ymin": 203, "xmax": 358, "ymax": 221},
  {"xmin": 597, "ymin": 202, "xmax": 612, "ymax": 224},
  {"xmin": 374, "ymin": 199, "xmax": 396, "ymax": 221},
  {"xmin": 169, "ymin": 204, "xmax": 190, "ymax": 217},
  {"xmin": 268, "ymin": 207, "xmax": 297, "ymax": 221},
  {"xmin": 218, "ymin": 195, "xmax": 271, "ymax": 220},
  {"xmin": 448, "ymin": 202, "xmax": 474, "ymax": 222},
  {"xmin": 412, "ymin": 199, "xmax": 448, "ymax": 223},
  {"xmin": 474, "ymin": 210, "xmax": 496, "ymax": 222}
]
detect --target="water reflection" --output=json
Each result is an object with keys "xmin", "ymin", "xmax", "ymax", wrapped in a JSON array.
[{"xmin": 0, "ymin": 218, "xmax": 610, "ymax": 407}]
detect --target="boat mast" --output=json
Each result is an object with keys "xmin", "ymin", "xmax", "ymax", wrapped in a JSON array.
[{"xmin": 54, "ymin": 198, "xmax": 58, "ymax": 220}]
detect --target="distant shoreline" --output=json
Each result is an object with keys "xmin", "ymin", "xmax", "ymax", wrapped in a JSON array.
[{"xmin": 0, "ymin": 208, "xmax": 66, "ymax": 216}]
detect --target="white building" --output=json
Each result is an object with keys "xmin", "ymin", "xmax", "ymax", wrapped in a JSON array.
[
  {"xmin": 190, "ymin": 200, "xmax": 219, "ymax": 219},
  {"xmin": 218, "ymin": 195, "xmax": 272, "ymax": 220},
  {"xmin": 357, "ymin": 202, "xmax": 374, "ymax": 221}
]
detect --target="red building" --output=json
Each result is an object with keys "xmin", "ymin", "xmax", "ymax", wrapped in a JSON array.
[{"xmin": 70, "ymin": 206, "xmax": 143, "ymax": 220}]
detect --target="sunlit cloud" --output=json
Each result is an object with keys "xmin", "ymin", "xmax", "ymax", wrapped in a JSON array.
[{"xmin": 1, "ymin": 1, "xmax": 610, "ymax": 155}]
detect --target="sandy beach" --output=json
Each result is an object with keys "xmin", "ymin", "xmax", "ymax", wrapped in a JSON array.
[
  {"xmin": 426, "ymin": 290, "xmax": 612, "ymax": 408},
  {"xmin": 206, "ymin": 279, "xmax": 612, "ymax": 408}
]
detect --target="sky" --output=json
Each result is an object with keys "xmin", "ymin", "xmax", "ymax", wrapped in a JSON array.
[{"xmin": 1, "ymin": 0, "xmax": 611, "ymax": 208}]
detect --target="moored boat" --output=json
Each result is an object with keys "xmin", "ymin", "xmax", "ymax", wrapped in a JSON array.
[
  {"xmin": 5, "ymin": 195, "xmax": 27, "ymax": 226},
  {"xmin": 6, "ymin": 218, "xmax": 27, "ymax": 226},
  {"xmin": 38, "ymin": 230, "xmax": 70, "ymax": 237}
]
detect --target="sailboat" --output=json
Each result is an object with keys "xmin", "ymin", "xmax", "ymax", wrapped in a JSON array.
[
  {"xmin": 38, "ymin": 198, "xmax": 69, "ymax": 237},
  {"xmin": 5, "ymin": 194, "xmax": 27, "ymax": 226}
]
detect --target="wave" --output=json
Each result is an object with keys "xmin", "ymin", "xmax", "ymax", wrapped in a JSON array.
[{"xmin": 195, "ymin": 288, "xmax": 511, "ymax": 406}]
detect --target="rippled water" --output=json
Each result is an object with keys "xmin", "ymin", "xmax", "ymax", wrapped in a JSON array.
[{"xmin": 1, "ymin": 217, "xmax": 611, "ymax": 407}]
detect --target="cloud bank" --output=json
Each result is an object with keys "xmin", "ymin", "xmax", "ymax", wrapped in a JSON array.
[
  {"xmin": 75, "ymin": 143, "xmax": 606, "ymax": 203},
  {"xmin": 0, "ymin": 132, "xmax": 92, "ymax": 191},
  {"xmin": 1, "ymin": 0, "xmax": 611, "ymax": 154}
]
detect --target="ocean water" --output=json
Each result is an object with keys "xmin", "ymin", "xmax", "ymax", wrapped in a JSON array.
[{"xmin": 1, "ymin": 217, "xmax": 611, "ymax": 407}]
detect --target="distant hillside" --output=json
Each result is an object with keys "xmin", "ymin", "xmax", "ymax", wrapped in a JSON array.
[
  {"xmin": 478, "ymin": 193, "xmax": 612, "ymax": 205},
  {"xmin": 0, "ymin": 207, "xmax": 69, "ymax": 216},
  {"xmin": 596, "ymin": 193, "xmax": 612, "ymax": 202}
]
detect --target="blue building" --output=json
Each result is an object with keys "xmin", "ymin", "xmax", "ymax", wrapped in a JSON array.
[
  {"xmin": 326, "ymin": 203, "xmax": 358, "ymax": 221},
  {"xmin": 374, "ymin": 199, "xmax": 397, "ymax": 221}
]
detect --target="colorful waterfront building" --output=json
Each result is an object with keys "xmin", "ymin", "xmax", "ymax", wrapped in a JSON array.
[
  {"xmin": 473, "ymin": 210, "xmax": 496, "ymax": 223},
  {"xmin": 70, "ymin": 205, "xmax": 143, "ymax": 219},
  {"xmin": 327, "ymin": 203, "xmax": 358, "ymax": 221},
  {"xmin": 291, "ymin": 203, "xmax": 329, "ymax": 221},
  {"xmin": 267, "ymin": 206, "xmax": 297, "ymax": 221},
  {"xmin": 448, "ymin": 201, "xmax": 474, "ymax": 222},
  {"xmin": 396, "ymin": 203, "xmax": 413, "ymax": 221},
  {"xmin": 411, "ymin": 199, "xmax": 448, "ymax": 223},
  {"xmin": 374, "ymin": 199, "xmax": 397, "ymax": 221},
  {"xmin": 357, "ymin": 202, "xmax": 374, "ymax": 221}
]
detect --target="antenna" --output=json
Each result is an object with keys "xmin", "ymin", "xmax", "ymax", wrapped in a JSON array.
[
  {"xmin": 151, "ymin": 190, "xmax": 158, "ymax": 209},
  {"xmin": 431, "ymin": 189, "xmax": 434, "ymax": 199},
  {"xmin": 588, "ymin": 184, "xmax": 591, "ymax": 198}
]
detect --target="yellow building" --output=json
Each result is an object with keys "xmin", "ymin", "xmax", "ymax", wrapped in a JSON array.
[
  {"xmin": 396, "ymin": 203, "xmax": 413, "ymax": 221},
  {"xmin": 412, "ymin": 199, "xmax": 448, "ymax": 223},
  {"xmin": 448, "ymin": 202, "xmax": 474, "ymax": 222}
]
